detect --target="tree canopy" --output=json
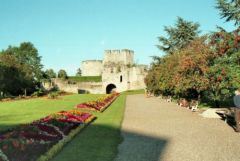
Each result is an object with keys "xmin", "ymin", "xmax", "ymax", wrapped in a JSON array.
[
  {"xmin": 157, "ymin": 17, "xmax": 200, "ymax": 54},
  {"xmin": 147, "ymin": 26, "xmax": 240, "ymax": 107},
  {"xmin": 0, "ymin": 42, "xmax": 43, "ymax": 96},
  {"xmin": 76, "ymin": 68, "xmax": 82, "ymax": 76},
  {"xmin": 216, "ymin": 0, "xmax": 240, "ymax": 26},
  {"xmin": 45, "ymin": 69, "xmax": 57, "ymax": 79},
  {"xmin": 58, "ymin": 69, "xmax": 68, "ymax": 79}
]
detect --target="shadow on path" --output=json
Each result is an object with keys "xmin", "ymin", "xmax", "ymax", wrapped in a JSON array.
[{"xmin": 51, "ymin": 124, "xmax": 168, "ymax": 161}]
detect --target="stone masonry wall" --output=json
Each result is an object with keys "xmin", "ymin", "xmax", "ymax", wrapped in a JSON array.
[
  {"xmin": 49, "ymin": 79, "xmax": 103, "ymax": 94},
  {"xmin": 81, "ymin": 60, "xmax": 103, "ymax": 76}
]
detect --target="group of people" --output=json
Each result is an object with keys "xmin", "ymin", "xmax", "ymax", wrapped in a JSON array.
[{"xmin": 144, "ymin": 88, "xmax": 153, "ymax": 98}]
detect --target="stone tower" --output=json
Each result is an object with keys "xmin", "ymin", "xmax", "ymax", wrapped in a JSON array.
[
  {"xmin": 102, "ymin": 49, "xmax": 136, "ymax": 93},
  {"xmin": 75, "ymin": 49, "xmax": 147, "ymax": 94}
]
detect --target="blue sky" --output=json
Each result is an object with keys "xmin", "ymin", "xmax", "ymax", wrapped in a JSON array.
[{"xmin": 0, "ymin": 0, "xmax": 236, "ymax": 75}]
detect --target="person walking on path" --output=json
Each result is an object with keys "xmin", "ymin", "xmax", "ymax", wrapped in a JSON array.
[{"xmin": 233, "ymin": 89, "xmax": 240, "ymax": 132}]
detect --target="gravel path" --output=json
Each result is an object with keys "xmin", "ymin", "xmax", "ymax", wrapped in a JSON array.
[{"xmin": 114, "ymin": 94, "xmax": 240, "ymax": 161}]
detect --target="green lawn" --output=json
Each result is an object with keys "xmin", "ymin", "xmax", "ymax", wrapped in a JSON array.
[
  {"xmin": 51, "ymin": 94, "xmax": 127, "ymax": 161},
  {"xmin": 0, "ymin": 90, "xmax": 144, "ymax": 161},
  {"xmin": 68, "ymin": 76, "xmax": 102, "ymax": 82},
  {"xmin": 0, "ymin": 94, "xmax": 102, "ymax": 132}
]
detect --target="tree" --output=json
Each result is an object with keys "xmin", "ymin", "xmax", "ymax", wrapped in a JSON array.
[
  {"xmin": 0, "ymin": 42, "xmax": 43, "ymax": 96},
  {"xmin": 174, "ymin": 37, "xmax": 212, "ymax": 99},
  {"xmin": 206, "ymin": 52, "xmax": 240, "ymax": 107},
  {"xmin": 216, "ymin": 0, "xmax": 240, "ymax": 26},
  {"xmin": 206, "ymin": 29, "xmax": 240, "ymax": 107},
  {"xmin": 16, "ymin": 42, "xmax": 43, "ymax": 81},
  {"xmin": 76, "ymin": 68, "xmax": 82, "ymax": 76},
  {"xmin": 45, "ymin": 69, "xmax": 56, "ymax": 79},
  {"xmin": 0, "ymin": 53, "xmax": 25, "ymax": 96},
  {"xmin": 58, "ymin": 69, "xmax": 68, "ymax": 79},
  {"xmin": 157, "ymin": 17, "xmax": 200, "ymax": 54}
]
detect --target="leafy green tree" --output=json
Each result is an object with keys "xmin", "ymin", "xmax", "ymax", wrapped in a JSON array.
[
  {"xmin": 0, "ymin": 42, "xmax": 43, "ymax": 96},
  {"xmin": 0, "ymin": 54, "xmax": 23, "ymax": 96},
  {"xmin": 206, "ymin": 51, "xmax": 240, "ymax": 107},
  {"xmin": 45, "ymin": 69, "xmax": 56, "ymax": 79},
  {"xmin": 76, "ymin": 68, "xmax": 82, "ymax": 76},
  {"xmin": 216, "ymin": 0, "xmax": 240, "ymax": 26},
  {"xmin": 157, "ymin": 17, "xmax": 200, "ymax": 54},
  {"xmin": 58, "ymin": 69, "xmax": 68, "ymax": 79},
  {"xmin": 16, "ymin": 42, "xmax": 43, "ymax": 81},
  {"xmin": 206, "ymin": 29, "xmax": 240, "ymax": 107},
  {"xmin": 174, "ymin": 37, "xmax": 212, "ymax": 98}
]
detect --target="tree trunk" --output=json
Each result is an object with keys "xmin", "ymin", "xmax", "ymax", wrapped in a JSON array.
[{"xmin": 24, "ymin": 89, "xmax": 27, "ymax": 96}]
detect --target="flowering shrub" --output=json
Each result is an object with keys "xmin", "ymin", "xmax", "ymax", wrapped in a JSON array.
[
  {"xmin": 76, "ymin": 93, "xmax": 120, "ymax": 112},
  {"xmin": 0, "ymin": 110, "xmax": 95, "ymax": 161}
]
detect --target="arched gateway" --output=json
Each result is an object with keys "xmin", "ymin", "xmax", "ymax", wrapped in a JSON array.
[{"xmin": 106, "ymin": 84, "xmax": 117, "ymax": 94}]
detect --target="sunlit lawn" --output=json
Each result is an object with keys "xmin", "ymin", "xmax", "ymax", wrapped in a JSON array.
[
  {"xmin": 0, "ymin": 94, "xmax": 101, "ymax": 132},
  {"xmin": 0, "ymin": 90, "xmax": 144, "ymax": 161}
]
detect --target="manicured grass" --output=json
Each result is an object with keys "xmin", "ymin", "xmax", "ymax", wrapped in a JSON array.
[
  {"xmin": 68, "ymin": 76, "xmax": 102, "ymax": 82},
  {"xmin": 0, "ymin": 94, "xmax": 102, "ymax": 132},
  {"xmin": 121, "ymin": 89, "xmax": 144, "ymax": 95},
  {"xmin": 51, "ymin": 94, "xmax": 127, "ymax": 161},
  {"xmin": 0, "ymin": 90, "xmax": 143, "ymax": 161}
]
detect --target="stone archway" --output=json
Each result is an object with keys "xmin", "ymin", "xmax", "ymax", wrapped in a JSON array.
[{"xmin": 106, "ymin": 84, "xmax": 117, "ymax": 94}]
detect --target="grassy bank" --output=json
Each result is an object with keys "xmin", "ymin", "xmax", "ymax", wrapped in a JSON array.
[{"xmin": 68, "ymin": 76, "xmax": 102, "ymax": 82}]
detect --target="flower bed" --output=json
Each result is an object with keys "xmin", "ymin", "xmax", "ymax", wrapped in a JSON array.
[
  {"xmin": 0, "ymin": 110, "xmax": 95, "ymax": 161},
  {"xmin": 76, "ymin": 93, "xmax": 120, "ymax": 112}
]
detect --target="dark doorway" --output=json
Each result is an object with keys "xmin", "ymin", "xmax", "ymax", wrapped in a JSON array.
[
  {"xmin": 120, "ymin": 75, "xmax": 123, "ymax": 82},
  {"xmin": 106, "ymin": 84, "xmax": 116, "ymax": 94}
]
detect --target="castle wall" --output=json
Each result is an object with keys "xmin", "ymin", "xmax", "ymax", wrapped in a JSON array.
[
  {"xmin": 103, "ymin": 49, "xmax": 134, "ymax": 65},
  {"xmin": 102, "ymin": 67, "xmax": 130, "ymax": 93},
  {"xmin": 81, "ymin": 60, "xmax": 103, "ymax": 76},
  {"xmin": 101, "ymin": 50, "xmax": 147, "ymax": 93},
  {"xmin": 101, "ymin": 65, "xmax": 147, "ymax": 93},
  {"xmin": 128, "ymin": 66, "xmax": 147, "ymax": 90},
  {"xmin": 50, "ymin": 49, "xmax": 147, "ymax": 94},
  {"xmin": 52, "ymin": 79, "xmax": 103, "ymax": 94}
]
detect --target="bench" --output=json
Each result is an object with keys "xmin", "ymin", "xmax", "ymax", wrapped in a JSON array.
[{"xmin": 216, "ymin": 110, "xmax": 235, "ymax": 124}]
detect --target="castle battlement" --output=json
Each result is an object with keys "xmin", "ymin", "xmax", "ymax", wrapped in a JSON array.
[
  {"xmin": 104, "ymin": 49, "xmax": 133, "ymax": 55},
  {"xmin": 103, "ymin": 49, "xmax": 134, "ymax": 65},
  {"xmin": 82, "ymin": 60, "xmax": 102, "ymax": 63}
]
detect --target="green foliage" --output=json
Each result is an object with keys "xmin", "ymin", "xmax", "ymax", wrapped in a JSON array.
[
  {"xmin": 57, "ymin": 69, "xmax": 68, "ymax": 79},
  {"xmin": 216, "ymin": 0, "xmax": 240, "ymax": 26},
  {"xmin": 48, "ymin": 92, "xmax": 59, "ymax": 99},
  {"xmin": 76, "ymin": 68, "xmax": 82, "ymax": 76},
  {"xmin": 0, "ymin": 42, "xmax": 43, "ymax": 96},
  {"xmin": 206, "ymin": 51, "xmax": 240, "ymax": 106},
  {"xmin": 45, "ymin": 69, "xmax": 56, "ymax": 79},
  {"xmin": 147, "ymin": 27, "xmax": 240, "ymax": 107},
  {"xmin": 31, "ymin": 88, "xmax": 44, "ymax": 97},
  {"xmin": 157, "ymin": 17, "xmax": 200, "ymax": 54}
]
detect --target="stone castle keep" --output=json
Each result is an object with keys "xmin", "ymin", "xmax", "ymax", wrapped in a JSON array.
[{"xmin": 47, "ymin": 49, "xmax": 147, "ymax": 94}]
